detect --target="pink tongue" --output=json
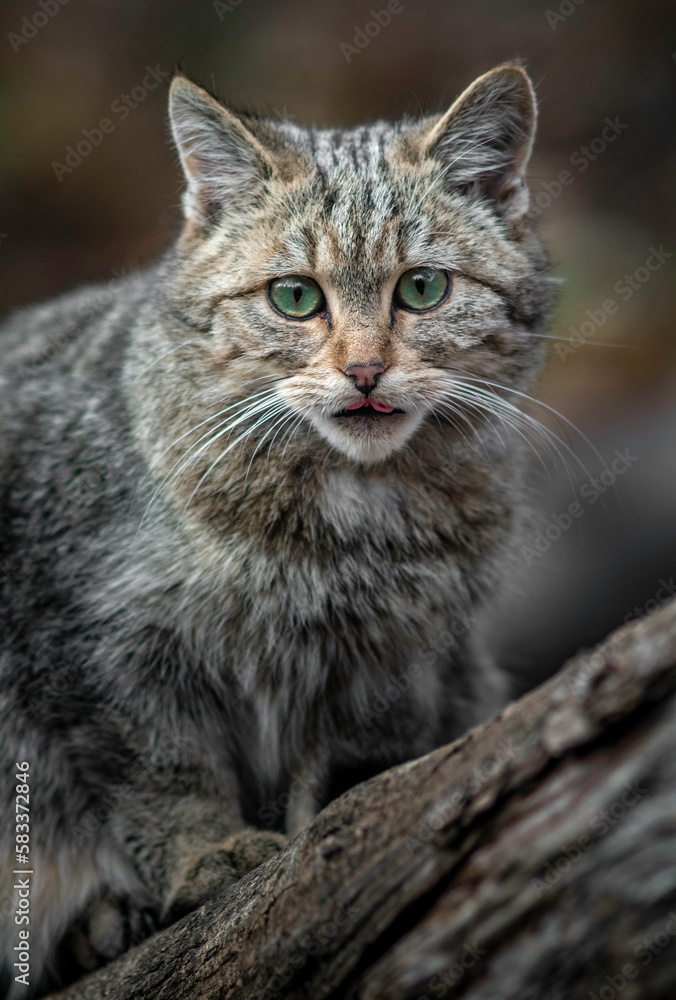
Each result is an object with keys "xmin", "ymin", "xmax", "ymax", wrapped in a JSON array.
[{"xmin": 346, "ymin": 399, "xmax": 394, "ymax": 413}]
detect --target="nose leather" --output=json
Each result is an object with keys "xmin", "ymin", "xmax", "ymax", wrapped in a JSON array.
[{"xmin": 344, "ymin": 362, "xmax": 385, "ymax": 395}]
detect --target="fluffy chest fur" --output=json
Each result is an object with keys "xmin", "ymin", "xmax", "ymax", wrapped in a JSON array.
[{"xmin": 88, "ymin": 411, "xmax": 515, "ymax": 781}]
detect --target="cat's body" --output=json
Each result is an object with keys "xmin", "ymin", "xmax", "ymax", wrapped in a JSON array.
[{"xmin": 0, "ymin": 64, "xmax": 552, "ymax": 997}]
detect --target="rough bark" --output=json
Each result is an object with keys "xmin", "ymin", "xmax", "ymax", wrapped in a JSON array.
[{"xmin": 50, "ymin": 598, "xmax": 676, "ymax": 1000}]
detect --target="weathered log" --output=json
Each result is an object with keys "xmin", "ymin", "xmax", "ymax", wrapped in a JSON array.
[{"xmin": 50, "ymin": 598, "xmax": 676, "ymax": 1000}]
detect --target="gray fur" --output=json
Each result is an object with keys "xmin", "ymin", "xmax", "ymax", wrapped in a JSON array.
[{"xmin": 0, "ymin": 64, "xmax": 552, "ymax": 997}]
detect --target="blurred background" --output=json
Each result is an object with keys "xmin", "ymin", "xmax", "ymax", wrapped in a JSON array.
[{"xmin": 0, "ymin": 0, "xmax": 674, "ymax": 689}]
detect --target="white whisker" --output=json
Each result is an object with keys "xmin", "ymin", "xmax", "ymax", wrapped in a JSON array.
[
  {"xmin": 138, "ymin": 381, "xmax": 290, "ymax": 529},
  {"xmin": 437, "ymin": 388, "xmax": 553, "ymax": 482},
  {"xmin": 439, "ymin": 382, "xmax": 577, "ymax": 488},
  {"xmin": 280, "ymin": 413, "xmax": 307, "ymax": 460},
  {"xmin": 180, "ymin": 402, "xmax": 290, "ymax": 513},
  {"xmin": 139, "ymin": 339, "xmax": 204, "ymax": 371},
  {"xmin": 241, "ymin": 406, "xmax": 298, "ymax": 491},
  {"xmin": 444, "ymin": 369, "xmax": 603, "ymax": 484}
]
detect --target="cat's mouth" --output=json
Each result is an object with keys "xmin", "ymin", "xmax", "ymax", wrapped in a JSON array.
[
  {"xmin": 314, "ymin": 396, "xmax": 424, "ymax": 461},
  {"xmin": 334, "ymin": 399, "xmax": 405, "ymax": 419}
]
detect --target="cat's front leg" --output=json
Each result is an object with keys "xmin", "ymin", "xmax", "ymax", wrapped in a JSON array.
[
  {"xmin": 57, "ymin": 824, "xmax": 287, "ymax": 981},
  {"xmin": 57, "ymin": 780, "xmax": 287, "ymax": 980},
  {"xmin": 113, "ymin": 780, "xmax": 288, "ymax": 926}
]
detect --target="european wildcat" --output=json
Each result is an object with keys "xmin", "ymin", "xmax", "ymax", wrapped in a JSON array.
[{"xmin": 0, "ymin": 63, "xmax": 552, "ymax": 996}]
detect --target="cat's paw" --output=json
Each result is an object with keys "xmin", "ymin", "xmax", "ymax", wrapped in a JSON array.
[
  {"xmin": 164, "ymin": 829, "xmax": 287, "ymax": 924},
  {"xmin": 219, "ymin": 828, "xmax": 288, "ymax": 876},
  {"xmin": 60, "ymin": 894, "xmax": 159, "ymax": 973}
]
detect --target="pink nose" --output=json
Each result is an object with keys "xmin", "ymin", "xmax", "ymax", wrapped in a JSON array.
[{"xmin": 344, "ymin": 362, "xmax": 385, "ymax": 395}]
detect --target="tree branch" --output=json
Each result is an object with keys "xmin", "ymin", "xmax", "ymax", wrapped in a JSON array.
[{"xmin": 50, "ymin": 598, "xmax": 676, "ymax": 999}]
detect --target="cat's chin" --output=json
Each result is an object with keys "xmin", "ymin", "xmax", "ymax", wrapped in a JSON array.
[{"xmin": 311, "ymin": 409, "xmax": 424, "ymax": 464}]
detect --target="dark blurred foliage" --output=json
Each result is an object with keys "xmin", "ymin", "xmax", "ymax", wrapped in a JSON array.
[{"xmin": 1, "ymin": 0, "xmax": 675, "ymax": 688}]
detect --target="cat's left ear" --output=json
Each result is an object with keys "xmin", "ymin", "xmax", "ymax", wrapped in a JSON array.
[
  {"xmin": 169, "ymin": 74, "xmax": 307, "ymax": 228},
  {"xmin": 409, "ymin": 64, "xmax": 537, "ymax": 220}
]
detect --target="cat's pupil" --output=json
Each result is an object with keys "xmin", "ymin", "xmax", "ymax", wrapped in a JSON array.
[
  {"xmin": 415, "ymin": 277, "xmax": 425, "ymax": 296},
  {"xmin": 293, "ymin": 285, "xmax": 302, "ymax": 303}
]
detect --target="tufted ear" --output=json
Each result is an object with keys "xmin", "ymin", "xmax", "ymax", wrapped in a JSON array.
[
  {"xmin": 169, "ymin": 75, "xmax": 305, "ymax": 227},
  {"xmin": 414, "ymin": 64, "xmax": 537, "ymax": 219}
]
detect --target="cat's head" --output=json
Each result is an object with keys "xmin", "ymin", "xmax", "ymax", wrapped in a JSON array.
[{"xmin": 166, "ymin": 65, "xmax": 551, "ymax": 466}]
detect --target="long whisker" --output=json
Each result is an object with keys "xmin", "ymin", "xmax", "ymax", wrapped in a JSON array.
[
  {"xmin": 436, "ymin": 389, "xmax": 553, "ymax": 479},
  {"xmin": 139, "ymin": 339, "xmax": 204, "ymax": 372},
  {"xmin": 138, "ymin": 385, "xmax": 288, "ymax": 529},
  {"xmin": 519, "ymin": 333, "xmax": 634, "ymax": 347},
  {"xmin": 280, "ymin": 413, "xmax": 307, "ymax": 460},
  {"xmin": 265, "ymin": 410, "xmax": 301, "ymax": 463},
  {"xmin": 180, "ymin": 402, "xmax": 290, "ymax": 513},
  {"xmin": 155, "ymin": 378, "xmax": 290, "ymax": 465},
  {"xmin": 432, "ymin": 397, "xmax": 496, "ymax": 457},
  {"xmin": 146, "ymin": 394, "xmax": 279, "ymax": 503},
  {"xmin": 441, "ymin": 393, "xmax": 508, "ymax": 450},
  {"xmin": 434, "ymin": 400, "xmax": 495, "ymax": 461},
  {"xmin": 436, "ymin": 365, "xmax": 605, "ymax": 473},
  {"xmin": 241, "ymin": 406, "xmax": 298, "ymax": 491},
  {"xmin": 175, "ymin": 394, "xmax": 285, "ymax": 471},
  {"xmin": 439, "ymin": 383, "xmax": 579, "ymax": 489}
]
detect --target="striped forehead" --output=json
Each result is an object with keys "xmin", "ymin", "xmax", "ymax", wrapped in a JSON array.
[
  {"xmin": 306, "ymin": 123, "xmax": 395, "ymax": 172},
  {"xmin": 277, "ymin": 121, "xmax": 424, "ymax": 269}
]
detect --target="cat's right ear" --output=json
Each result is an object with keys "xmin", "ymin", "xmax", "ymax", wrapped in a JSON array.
[
  {"xmin": 402, "ymin": 64, "xmax": 537, "ymax": 221},
  {"xmin": 169, "ymin": 75, "xmax": 290, "ymax": 228}
]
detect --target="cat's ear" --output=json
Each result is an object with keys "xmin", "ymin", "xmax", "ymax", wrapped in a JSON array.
[
  {"xmin": 169, "ymin": 75, "xmax": 302, "ymax": 227},
  {"xmin": 412, "ymin": 64, "xmax": 537, "ymax": 219}
]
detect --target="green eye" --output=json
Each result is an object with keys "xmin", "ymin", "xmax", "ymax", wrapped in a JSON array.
[
  {"xmin": 394, "ymin": 268, "xmax": 450, "ymax": 312},
  {"xmin": 267, "ymin": 275, "xmax": 325, "ymax": 319}
]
